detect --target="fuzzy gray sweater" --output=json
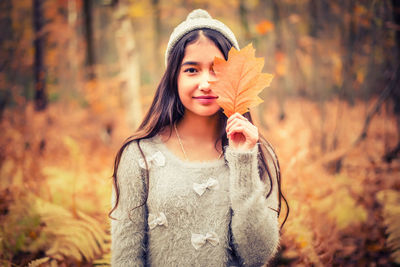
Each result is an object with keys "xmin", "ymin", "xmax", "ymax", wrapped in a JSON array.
[{"xmin": 111, "ymin": 135, "xmax": 280, "ymax": 267}]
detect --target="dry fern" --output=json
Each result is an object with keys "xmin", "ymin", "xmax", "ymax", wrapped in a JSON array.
[
  {"xmin": 1, "ymin": 193, "xmax": 110, "ymax": 264},
  {"xmin": 281, "ymin": 200, "xmax": 324, "ymax": 266},
  {"xmin": 27, "ymin": 257, "xmax": 50, "ymax": 267},
  {"xmin": 93, "ymin": 250, "xmax": 111, "ymax": 266},
  {"xmin": 376, "ymin": 189, "xmax": 400, "ymax": 264},
  {"xmin": 317, "ymin": 187, "xmax": 367, "ymax": 230},
  {"xmin": 33, "ymin": 197, "xmax": 109, "ymax": 262}
]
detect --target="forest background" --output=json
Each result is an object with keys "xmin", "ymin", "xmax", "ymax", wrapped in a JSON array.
[{"xmin": 1, "ymin": 0, "xmax": 400, "ymax": 266}]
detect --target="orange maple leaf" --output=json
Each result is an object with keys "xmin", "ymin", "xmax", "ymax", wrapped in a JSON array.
[{"xmin": 210, "ymin": 44, "xmax": 273, "ymax": 117}]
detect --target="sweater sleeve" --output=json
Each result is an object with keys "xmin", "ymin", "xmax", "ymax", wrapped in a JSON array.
[
  {"xmin": 225, "ymin": 145, "xmax": 280, "ymax": 267},
  {"xmin": 111, "ymin": 142, "xmax": 146, "ymax": 266}
]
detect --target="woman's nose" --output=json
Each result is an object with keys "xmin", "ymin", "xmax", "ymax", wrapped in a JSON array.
[
  {"xmin": 198, "ymin": 79, "xmax": 210, "ymax": 91},
  {"xmin": 198, "ymin": 72, "xmax": 215, "ymax": 91}
]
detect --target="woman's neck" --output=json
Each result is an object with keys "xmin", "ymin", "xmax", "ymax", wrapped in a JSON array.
[{"xmin": 177, "ymin": 111, "xmax": 220, "ymax": 143}]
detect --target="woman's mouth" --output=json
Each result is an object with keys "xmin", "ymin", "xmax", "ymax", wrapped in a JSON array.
[{"xmin": 193, "ymin": 96, "xmax": 218, "ymax": 105}]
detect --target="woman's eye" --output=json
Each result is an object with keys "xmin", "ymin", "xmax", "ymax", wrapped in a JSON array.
[{"xmin": 184, "ymin": 68, "xmax": 197, "ymax": 73}]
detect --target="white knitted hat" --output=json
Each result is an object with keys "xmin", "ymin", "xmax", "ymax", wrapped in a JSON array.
[{"xmin": 165, "ymin": 9, "xmax": 239, "ymax": 66}]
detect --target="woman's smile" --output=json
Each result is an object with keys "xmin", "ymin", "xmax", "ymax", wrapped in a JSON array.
[{"xmin": 192, "ymin": 95, "xmax": 218, "ymax": 105}]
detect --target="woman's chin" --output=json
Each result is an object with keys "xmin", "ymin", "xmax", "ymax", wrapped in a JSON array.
[{"xmin": 184, "ymin": 106, "xmax": 220, "ymax": 117}]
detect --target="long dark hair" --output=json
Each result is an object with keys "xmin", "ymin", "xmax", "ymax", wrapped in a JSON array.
[{"xmin": 109, "ymin": 28, "xmax": 289, "ymax": 227}]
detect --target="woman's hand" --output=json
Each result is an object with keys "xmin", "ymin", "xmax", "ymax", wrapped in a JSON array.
[{"xmin": 226, "ymin": 113, "xmax": 259, "ymax": 151}]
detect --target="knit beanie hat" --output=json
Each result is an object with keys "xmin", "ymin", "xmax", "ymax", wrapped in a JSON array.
[{"xmin": 165, "ymin": 9, "xmax": 239, "ymax": 66}]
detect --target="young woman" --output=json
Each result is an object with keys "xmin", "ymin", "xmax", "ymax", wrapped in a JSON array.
[{"xmin": 110, "ymin": 9, "xmax": 287, "ymax": 267}]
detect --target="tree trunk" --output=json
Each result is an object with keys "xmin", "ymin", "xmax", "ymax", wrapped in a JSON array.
[
  {"xmin": 239, "ymin": 0, "xmax": 251, "ymax": 41},
  {"xmin": 83, "ymin": 0, "xmax": 96, "ymax": 80},
  {"xmin": 384, "ymin": 0, "xmax": 400, "ymax": 161},
  {"xmin": 339, "ymin": 0, "xmax": 356, "ymax": 104},
  {"xmin": 114, "ymin": 1, "xmax": 143, "ymax": 129},
  {"xmin": 33, "ymin": 0, "xmax": 47, "ymax": 111},
  {"xmin": 255, "ymin": 1, "xmax": 268, "ymax": 129},
  {"xmin": 272, "ymin": 0, "xmax": 286, "ymax": 121},
  {"xmin": 0, "ymin": 0, "xmax": 13, "ymax": 118},
  {"xmin": 309, "ymin": 0, "xmax": 328, "ymax": 152},
  {"xmin": 152, "ymin": 0, "xmax": 162, "ymax": 75},
  {"xmin": 0, "ymin": 0, "xmax": 13, "ymax": 73}
]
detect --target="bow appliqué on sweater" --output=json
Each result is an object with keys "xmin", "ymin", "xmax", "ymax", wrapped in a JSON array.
[
  {"xmin": 148, "ymin": 212, "xmax": 168, "ymax": 229},
  {"xmin": 138, "ymin": 151, "xmax": 165, "ymax": 169},
  {"xmin": 191, "ymin": 232, "xmax": 220, "ymax": 250},
  {"xmin": 193, "ymin": 178, "xmax": 219, "ymax": 196}
]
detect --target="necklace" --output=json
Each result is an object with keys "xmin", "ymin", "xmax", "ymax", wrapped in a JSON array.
[{"xmin": 173, "ymin": 123, "xmax": 223, "ymax": 161}]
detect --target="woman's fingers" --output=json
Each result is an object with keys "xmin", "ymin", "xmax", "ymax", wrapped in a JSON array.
[
  {"xmin": 226, "ymin": 119, "xmax": 243, "ymax": 135},
  {"xmin": 227, "ymin": 121, "xmax": 256, "ymax": 139},
  {"xmin": 226, "ymin": 113, "xmax": 249, "ymax": 132},
  {"xmin": 226, "ymin": 113, "xmax": 259, "ymax": 150},
  {"xmin": 227, "ymin": 112, "xmax": 247, "ymax": 124},
  {"xmin": 227, "ymin": 114, "xmax": 256, "ymax": 135}
]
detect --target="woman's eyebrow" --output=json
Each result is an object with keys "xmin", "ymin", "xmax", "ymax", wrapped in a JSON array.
[
  {"xmin": 181, "ymin": 61, "xmax": 199, "ymax": 67},
  {"xmin": 181, "ymin": 61, "xmax": 215, "ymax": 67}
]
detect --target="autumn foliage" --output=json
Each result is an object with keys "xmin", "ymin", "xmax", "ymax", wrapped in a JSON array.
[
  {"xmin": 1, "ymin": 97, "xmax": 399, "ymax": 266},
  {"xmin": 1, "ymin": 0, "xmax": 400, "ymax": 266}
]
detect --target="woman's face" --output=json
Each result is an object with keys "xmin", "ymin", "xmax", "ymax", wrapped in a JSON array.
[{"xmin": 177, "ymin": 33, "xmax": 224, "ymax": 118}]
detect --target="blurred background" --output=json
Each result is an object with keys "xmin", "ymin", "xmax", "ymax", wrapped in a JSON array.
[{"xmin": 1, "ymin": 0, "xmax": 400, "ymax": 266}]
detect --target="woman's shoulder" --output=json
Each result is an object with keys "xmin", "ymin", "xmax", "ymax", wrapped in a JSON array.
[
  {"xmin": 116, "ymin": 136, "xmax": 160, "ymax": 180},
  {"xmin": 117, "ymin": 140, "xmax": 141, "ymax": 176},
  {"xmin": 122, "ymin": 135, "xmax": 161, "ymax": 153}
]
